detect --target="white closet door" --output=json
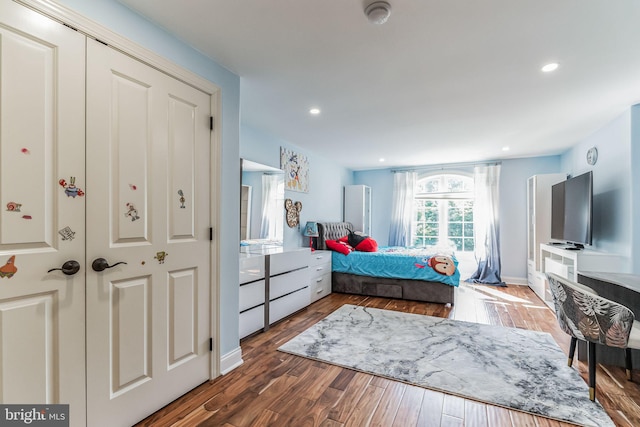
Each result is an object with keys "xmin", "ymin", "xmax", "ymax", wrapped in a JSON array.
[
  {"xmin": 0, "ymin": 1, "xmax": 86, "ymax": 425},
  {"xmin": 85, "ymin": 39, "xmax": 211, "ymax": 427}
]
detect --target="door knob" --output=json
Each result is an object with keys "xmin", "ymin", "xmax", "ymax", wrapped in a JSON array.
[
  {"xmin": 91, "ymin": 258, "xmax": 127, "ymax": 272},
  {"xmin": 47, "ymin": 260, "xmax": 81, "ymax": 275}
]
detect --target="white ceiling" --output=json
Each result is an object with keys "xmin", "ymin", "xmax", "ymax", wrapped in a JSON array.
[{"xmin": 119, "ymin": 0, "xmax": 640, "ymax": 170}]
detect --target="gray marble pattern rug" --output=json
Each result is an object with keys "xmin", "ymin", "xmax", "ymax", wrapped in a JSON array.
[{"xmin": 278, "ymin": 304, "xmax": 613, "ymax": 427}]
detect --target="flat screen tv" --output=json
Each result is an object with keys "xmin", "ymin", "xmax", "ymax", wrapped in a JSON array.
[{"xmin": 550, "ymin": 171, "xmax": 593, "ymax": 248}]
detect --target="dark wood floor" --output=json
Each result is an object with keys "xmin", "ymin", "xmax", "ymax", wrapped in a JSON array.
[{"xmin": 137, "ymin": 284, "xmax": 640, "ymax": 426}]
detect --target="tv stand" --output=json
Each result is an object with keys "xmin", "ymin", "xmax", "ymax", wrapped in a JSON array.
[{"xmin": 534, "ymin": 244, "xmax": 627, "ymax": 309}]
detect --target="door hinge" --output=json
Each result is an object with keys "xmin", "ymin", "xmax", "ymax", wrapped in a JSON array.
[
  {"xmin": 209, "ymin": 338, "xmax": 213, "ymax": 352},
  {"xmin": 209, "ymin": 116, "xmax": 214, "ymax": 131},
  {"xmin": 209, "ymin": 227, "xmax": 213, "ymax": 241}
]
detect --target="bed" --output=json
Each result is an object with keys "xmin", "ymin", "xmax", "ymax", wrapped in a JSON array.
[{"xmin": 317, "ymin": 222, "xmax": 458, "ymax": 304}]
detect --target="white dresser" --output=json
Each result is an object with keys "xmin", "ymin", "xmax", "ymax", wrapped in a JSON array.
[
  {"xmin": 239, "ymin": 247, "xmax": 311, "ymax": 339},
  {"xmin": 309, "ymin": 250, "xmax": 332, "ymax": 303}
]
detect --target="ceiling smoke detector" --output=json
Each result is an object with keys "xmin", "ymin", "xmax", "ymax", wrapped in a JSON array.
[{"xmin": 365, "ymin": 1, "xmax": 392, "ymax": 25}]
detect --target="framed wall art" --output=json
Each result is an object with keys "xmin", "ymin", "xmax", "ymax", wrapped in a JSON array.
[{"xmin": 280, "ymin": 147, "xmax": 309, "ymax": 193}]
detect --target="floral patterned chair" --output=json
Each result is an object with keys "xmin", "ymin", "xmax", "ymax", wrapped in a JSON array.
[{"xmin": 547, "ymin": 273, "xmax": 640, "ymax": 401}]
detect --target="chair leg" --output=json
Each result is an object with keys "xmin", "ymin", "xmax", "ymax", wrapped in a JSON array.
[
  {"xmin": 625, "ymin": 348, "xmax": 633, "ymax": 381},
  {"xmin": 588, "ymin": 341, "xmax": 596, "ymax": 401},
  {"xmin": 568, "ymin": 337, "xmax": 577, "ymax": 367}
]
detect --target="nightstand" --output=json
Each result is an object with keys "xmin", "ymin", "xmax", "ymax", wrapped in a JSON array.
[{"xmin": 309, "ymin": 250, "xmax": 332, "ymax": 303}]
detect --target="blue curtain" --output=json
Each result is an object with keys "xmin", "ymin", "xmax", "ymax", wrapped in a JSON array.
[
  {"xmin": 388, "ymin": 171, "xmax": 416, "ymax": 246},
  {"xmin": 467, "ymin": 164, "xmax": 505, "ymax": 286}
]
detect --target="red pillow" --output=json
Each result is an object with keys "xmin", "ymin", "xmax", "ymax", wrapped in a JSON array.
[
  {"xmin": 338, "ymin": 235, "xmax": 349, "ymax": 243},
  {"xmin": 325, "ymin": 239, "xmax": 353, "ymax": 255},
  {"xmin": 355, "ymin": 237, "xmax": 378, "ymax": 252}
]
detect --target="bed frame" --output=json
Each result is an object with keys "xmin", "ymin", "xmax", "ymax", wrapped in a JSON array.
[{"xmin": 317, "ymin": 222, "xmax": 455, "ymax": 305}]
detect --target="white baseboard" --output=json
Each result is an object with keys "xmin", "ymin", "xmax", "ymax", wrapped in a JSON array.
[
  {"xmin": 502, "ymin": 276, "xmax": 528, "ymax": 285},
  {"xmin": 220, "ymin": 347, "xmax": 243, "ymax": 375}
]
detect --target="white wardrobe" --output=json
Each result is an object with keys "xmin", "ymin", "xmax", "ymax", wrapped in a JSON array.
[
  {"xmin": 343, "ymin": 185, "xmax": 371, "ymax": 235},
  {"xmin": 526, "ymin": 173, "xmax": 566, "ymax": 299}
]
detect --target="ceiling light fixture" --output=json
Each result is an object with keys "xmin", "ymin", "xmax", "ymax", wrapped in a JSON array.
[
  {"xmin": 365, "ymin": 1, "xmax": 392, "ymax": 25},
  {"xmin": 379, "ymin": 158, "xmax": 385, "ymax": 162},
  {"xmin": 502, "ymin": 146, "xmax": 510, "ymax": 151},
  {"xmin": 309, "ymin": 108, "xmax": 320, "ymax": 115},
  {"xmin": 541, "ymin": 63, "xmax": 559, "ymax": 73}
]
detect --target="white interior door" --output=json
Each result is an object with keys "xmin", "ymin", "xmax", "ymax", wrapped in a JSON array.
[
  {"xmin": 85, "ymin": 39, "xmax": 211, "ymax": 427},
  {"xmin": 0, "ymin": 1, "xmax": 86, "ymax": 425}
]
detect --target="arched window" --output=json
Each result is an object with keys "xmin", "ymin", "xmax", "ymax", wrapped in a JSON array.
[{"xmin": 413, "ymin": 173, "xmax": 475, "ymax": 252}]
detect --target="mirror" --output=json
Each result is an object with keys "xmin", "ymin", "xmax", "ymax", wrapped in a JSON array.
[{"xmin": 240, "ymin": 159, "xmax": 285, "ymax": 251}]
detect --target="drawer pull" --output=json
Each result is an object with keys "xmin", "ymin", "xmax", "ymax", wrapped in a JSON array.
[
  {"xmin": 316, "ymin": 278, "xmax": 323, "ymax": 282},
  {"xmin": 316, "ymin": 267, "xmax": 324, "ymax": 271},
  {"xmin": 316, "ymin": 288, "xmax": 323, "ymax": 294}
]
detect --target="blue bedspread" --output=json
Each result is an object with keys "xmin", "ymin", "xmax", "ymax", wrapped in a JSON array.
[{"xmin": 331, "ymin": 247, "xmax": 460, "ymax": 287}]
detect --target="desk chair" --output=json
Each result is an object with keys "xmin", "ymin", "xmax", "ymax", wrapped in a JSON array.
[{"xmin": 546, "ymin": 273, "xmax": 640, "ymax": 401}]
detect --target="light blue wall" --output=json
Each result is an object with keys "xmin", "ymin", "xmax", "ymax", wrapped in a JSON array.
[
  {"xmin": 241, "ymin": 125, "xmax": 353, "ymax": 247},
  {"xmin": 55, "ymin": 0, "xmax": 242, "ymax": 355},
  {"xmin": 560, "ymin": 111, "xmax": 632, "ymax": 265},
  {"xmin": 353, "ymin": 156, "xmax": 563, "ymax": 280}
]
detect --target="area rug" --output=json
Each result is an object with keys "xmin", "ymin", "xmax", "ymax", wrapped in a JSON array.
[{"xmin": 278, "ymin": 304, "xmax": 613, "ymax": 427}]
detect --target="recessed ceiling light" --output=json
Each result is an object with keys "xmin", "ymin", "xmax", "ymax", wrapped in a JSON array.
[
  {"xmin": 379, "ymin": 158, "xmax": 385, "ymax": 162},
  {"xmin": 541, "ymin": 63, "xmax": 559, "ymax": 73},
  {"xmin": 502, "ymin": 146, "xmax": 510, "ymax": 151},
  {"xmin": 309, "ymin": 108, "xmax": 321, "ymax": 115}
]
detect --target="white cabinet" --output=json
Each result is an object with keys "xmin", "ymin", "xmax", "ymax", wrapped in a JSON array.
[
  {"xmin": 309, "ymin": 250, "xmax": 332, "ymax": 303},
  {"xmin": 526, "ymin": 174, "xmax": 565, "ymax": 294},
  {"xmin": 538, "ymin": 243, "xmax": 627, "ymax": 308},
  {"xmin": 239, "ymin": 248, "xmax": 311, "ymax": 339},
  {"xmin": 344, "ymin": 185, "xmax": 371, "ymax": 235}
]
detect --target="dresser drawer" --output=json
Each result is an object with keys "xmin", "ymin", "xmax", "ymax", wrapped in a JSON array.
[
  {"xmin": 270, "ymin": 268, "xmax": 309, "ymax": 300},
  {"xmin": 269, "ymin": 287, "xmax": 309, "ymax": 324},
  {"xmin": 239, "ymin": 305, "xmax": 264, "ymax": 339},
  {"xmin": 310, "ymin": 272, "xmax": 331, "ymax": 303},
  {"xmin": 239, "ymin": 279, "xmax": 265, "ymax": 312},
  {"xmin": 240, "ymin": 255, "xmax": 265, "ymax": 284},
  {"xmin": 270, "ymin": 249, "xmax": 309, "ymax": 275},
  {"xmin": 309, "ymin": 250, "xmax": 331, "ymax": 267},
  {"xmin": 309, "ymin": 260, "xmax": 331, "ymax": 278}
]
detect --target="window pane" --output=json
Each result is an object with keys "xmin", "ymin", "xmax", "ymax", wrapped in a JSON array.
[
  {"xmin": 446, "ymin": 177, "xmax": 465, "ymax": 192},
  {"xmin": 448, "ymin": 203, "xmax": 463, "ymax": 221},
  {"xmin": 417, "ymin": 178, "xmax": 440, "ymax": 193},
  {"xmin": 464, "ymin": 223, "xmax": 474, "ymax": 237},
  {"xmin": 464, "ymin": 203, "xmax": 474, "ymax": 221},
  {"xmin": 464, "ymin": 238, "xmax": 475, "ymax": 251},
  {"xmin": 449, "ymin": 223, "xmax": 462, "ymax": 236}
]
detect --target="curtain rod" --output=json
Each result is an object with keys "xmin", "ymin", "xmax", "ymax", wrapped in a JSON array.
[{"xmin": 391, "ymin": 160, "xmax": 501, "ymax": 173}]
